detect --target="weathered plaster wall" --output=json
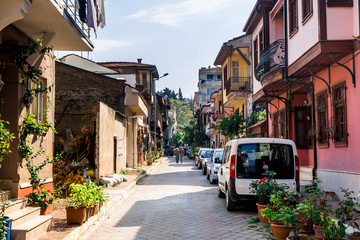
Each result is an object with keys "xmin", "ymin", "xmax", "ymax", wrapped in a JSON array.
[{"xmin": 97, "ymin": 102, "xmax": 127, "ymax": 177}]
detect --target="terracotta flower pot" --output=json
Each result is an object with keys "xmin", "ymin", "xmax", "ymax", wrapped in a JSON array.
[
  {"xmin": 353, "ymin": 233, "xmax": 360, "ymax": 240},
  {"xmin": 256, "ymin": 202, "xmax": 276, "ymax": 223},
  {"xmin": 300, "ymin": 220, "xmax": 314, "ymax": 233},
  {"xmin": 40, "ymin": 204, "xmax": 54, "ymax": 215},
  {"xmin": 313, "ymin": 225, "xmax": 325, "ymax": 239},
  {"xmin": 271, "ymin": 222, "xmax": 290, "ymax": 240},
  {"xmin": 66, "ymin": 207, "xmax": 87, "ymax": 225}
]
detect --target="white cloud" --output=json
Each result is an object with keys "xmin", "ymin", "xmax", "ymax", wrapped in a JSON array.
[
  {"xmin": 92, "ymin": 39, "xmax": 134, "ymax": 52},
  {"xmin": 128, "ymin": 0, "xmax": 237, "ymax": 27}
]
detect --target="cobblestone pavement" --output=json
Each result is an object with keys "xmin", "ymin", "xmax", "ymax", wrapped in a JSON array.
[{"xmin": 80, "ymin": 157, "xmax": 272, "ymax": 240}]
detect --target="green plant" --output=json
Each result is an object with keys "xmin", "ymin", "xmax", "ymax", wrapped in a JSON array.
[
  {"xmin": 68, "ymin": 181, "xmax": 108, "ymax": 209},
  {"xmin": 0, "ymin": 191, "xmax": 9, "ymax": 240},
  {"xmin": 144, "ymin": 150, "xmax": 154, "ymax": 163},
  {"xmin": 120, "ymin": 169, "xmax": 127, "ymax": 175},
  {"xmin": 192, "ymin": 146, "xmax": 200, "ymax": 159},
  {"xmin": 215, "ymin": 111, "xmax": 247, "ymax": 139},
  {"xmin": 335, "ymin": 188, "xmax": 360, "ymax": 234},
  {"xmin": 26, "ymin": 189, "xmax": 54, "ymax": 207},
  {"xmin": 323, "ymin": 217, "xmax": 347, "ymax": 240},
  {"xmin": 0, "ymin": 119, "xmax": 15, "ymax": 165},
  {"xmin": 249, "ymin": 171, "xmax": 283, "ymax": 205}
]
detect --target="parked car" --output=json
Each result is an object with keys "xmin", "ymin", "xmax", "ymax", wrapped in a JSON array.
[
  {"xmin": 207, "ymin": 148, "xmax": 224, "ymax": 184},
  {"xmin": 217, "ymin": 138, "xmax": 299, "ymax": 211},
  {"xmin": 195, "ymin": 148, "xmax": 212, "ymax": 169},
  {"xmin": 200, "ymin": 149, "xmax": 214, "ymax": 174}
]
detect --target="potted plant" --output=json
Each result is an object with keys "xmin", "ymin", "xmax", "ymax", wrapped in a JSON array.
[
  {"xmin": 322, "ymin": 217, "xmax": 347, "ymax": 240},
  {"xmin": 0, "ymin": 191, "xmax": 10, "ymax": 240},
  {"xmin": 66, "ymin": 183, "xmax": 89, "ymax": 225},
  {"xmin": 145, "ymin": 151, "xmax": 154, "ymax": 166},
  {"xmin": 26, "ymin": 189, "xmax": 55, "ymax": 215},
  {"xmin": 249, "ymin": 171, "xmax": 285, "ymax": 223},
  {"xmin": 334, "ymin": 188, "xmax": 360, "ymax": 240}
]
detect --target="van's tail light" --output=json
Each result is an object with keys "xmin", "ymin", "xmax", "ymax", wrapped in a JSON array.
[
  {"xmin": 295, "ymin": 155, "xmax": 300, "ymax": 192},
  {"xmin": 230, "ymin": 155, "xmax": 236, "ymax": 179}
]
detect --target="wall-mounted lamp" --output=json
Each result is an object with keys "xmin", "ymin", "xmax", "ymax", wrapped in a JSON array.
[{"xmin": 304, "ymin": 100, "xmax": 308, "ymax": 105}]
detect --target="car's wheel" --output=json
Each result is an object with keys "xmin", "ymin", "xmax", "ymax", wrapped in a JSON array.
[
  {"xmin": 197, "ymin": 163, "xmax": 201, "ymax": 169},
  {"xmin": 207, "ymin": 172, "xmax": 210, "ymax": 180},
  {"xmin": 209, "ymin": 173, "xmax": 214, "ymax": 184},
  {"xmin": 218, "ymin": 185, "xmax": 225, "ymax": 198},
  {"xmin": 202, "ymin": 167, "xmax": 206, "ymax": 175},
  {"xmin": 226, "ymin": 188, "xmax": 236, "ymax": 211}
]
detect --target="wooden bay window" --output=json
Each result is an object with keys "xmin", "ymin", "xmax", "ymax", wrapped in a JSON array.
[
  {"xmin": 332, "ymin": 82, "xmax": 347, "ymax": 147},
  {"xmin": 316, "ymin": 91, "xmax": 328, "ymax": 147}
]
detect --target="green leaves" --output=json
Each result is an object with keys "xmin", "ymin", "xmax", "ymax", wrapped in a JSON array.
[
  {"xmin": 215, "ymin": 111, "xmax": 247, "ymax": 139},
  {"xmin": 0, "ymin": 119, "xmax": 15, "ymax": 164},
  {"xmin": 68, "ymin": 181, "xmax": 108, "ymax": 208}
]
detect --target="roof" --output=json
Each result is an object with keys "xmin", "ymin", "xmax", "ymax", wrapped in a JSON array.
[
  {"xmin": 214, "ymin": 34, "xmax": 251, "ymax": 66},
  {"xmin": 243, "ymin": 0, "xmax": 276, "ymax": 34},
  {"xmin": 98, "ymin": 61, "xmax": 159, "ymax": 78}
]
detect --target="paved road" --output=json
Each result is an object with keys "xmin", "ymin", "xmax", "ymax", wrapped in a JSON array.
[{"xmin": 81, "ymin": 157, "xmax": 272, "ymax": 240}]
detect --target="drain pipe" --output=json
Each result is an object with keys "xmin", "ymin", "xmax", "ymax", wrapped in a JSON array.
[{"xmin": 283, "ymin": 0, "xmax": 317, "ymax": 178}]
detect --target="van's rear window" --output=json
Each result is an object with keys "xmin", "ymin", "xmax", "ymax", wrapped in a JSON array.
[{"xmin": 236, "ymin": 143, "xmax": 294, "ymax": 179}]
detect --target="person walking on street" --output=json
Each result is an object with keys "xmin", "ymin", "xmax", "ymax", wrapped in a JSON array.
[
  {"xmin": 179, "ymin": 147, "xmax": 185, "ymax": 164},
  {"xmin": 174, "ymin": 147, "xmax": 179, "ymax": 163}
]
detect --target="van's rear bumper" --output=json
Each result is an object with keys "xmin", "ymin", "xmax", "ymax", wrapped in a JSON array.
[{"xmin": 229, "ymin": 178, "xmax": 256, "ymax": 202}]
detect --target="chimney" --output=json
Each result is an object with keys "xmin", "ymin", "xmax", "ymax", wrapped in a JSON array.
[{"xmin": 137, "ymin": 58, "xmax": 142, "ymax": 63}]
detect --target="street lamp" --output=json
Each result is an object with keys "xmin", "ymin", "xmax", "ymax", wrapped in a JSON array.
[{"xmin": 154, "ymin": 73, "xmax": 168, "ymax": 155}]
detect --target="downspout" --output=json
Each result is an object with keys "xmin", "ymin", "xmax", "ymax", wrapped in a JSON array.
[{"xmin": 283, "ymin": 0, "xmax": 317, "ymax": 178}]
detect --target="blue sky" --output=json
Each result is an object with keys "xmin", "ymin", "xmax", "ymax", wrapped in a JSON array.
[{"xmin": 58, "ymin": 0, "xmax": 257, "ymax": 98}]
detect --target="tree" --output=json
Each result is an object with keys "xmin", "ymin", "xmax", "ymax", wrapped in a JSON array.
[
  {"xmin": 170, "ymin": 99, "xmax": 193, "ymax": 126},
  {"xmin": 172, "ymin": 132, "xmax": 183, "ymax": 147},
  {"xmin": 215, "ymin": 111, "xmax": 247, "ymax": 139},
  {"xmin": 181, "ymin": 121, "xmax": 209, "ymax": 147},
  {"xmin": 178, "ymin": 88, "xmax": 184, "ymax": 101}
]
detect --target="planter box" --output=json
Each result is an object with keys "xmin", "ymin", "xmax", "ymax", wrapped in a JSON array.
[
  {"xmin": 66, "ymin": 207, "xmax": 87, "ymax": 225},
  {"xmin": 0, "ymin": 216, "xmax": 11, "ymax": 240},
  {"xmin": 40, "ymin": 204, "xmax": 54, "ymax": 215}
]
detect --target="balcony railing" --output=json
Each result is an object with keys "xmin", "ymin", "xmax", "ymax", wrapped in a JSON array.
[
  {"xmin": 62, "ymin": 0, "xmax": 91, "ymax": 40},
  {"xmin": 255, "ymin": 39, "xmax": 285, "ymax": 82},
  {"xmin": 225, "ymin": 77, "xmax": 250, "ymax": 96}
]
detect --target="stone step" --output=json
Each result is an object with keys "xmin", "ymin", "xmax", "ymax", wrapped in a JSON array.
[
  {"xmin": 7, "ymin": 207, "xmax": 41, "ymax": 228},
  {"xmin": 11, "ymin": 215, "xmax": 53, "ymax": 240},
  {"xmin": 0, "ymin": 190, "xmax": 12, "ymax": 200},
  {"xmin": 300, "ymin": 166, "xmax": 313, "ymax": 181},
  {"xmin": 5, "ymin": 198, "xmax": 27, "ymax": 215}
]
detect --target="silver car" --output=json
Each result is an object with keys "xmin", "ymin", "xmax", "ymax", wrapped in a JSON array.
[
  {"xmin": 201, "ymin": 149, "xmax": 214, "ymax": 175},
  {"xmin": 207, "ymin": 149, "xmax": 224, "ymax": 184}
]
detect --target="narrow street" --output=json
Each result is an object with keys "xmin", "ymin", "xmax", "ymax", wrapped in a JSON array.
[{"xmin": 80, "ymin": 157, "xmax": 271, "ymax": 240}]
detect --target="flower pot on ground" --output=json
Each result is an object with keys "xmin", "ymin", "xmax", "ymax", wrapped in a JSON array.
[
  {"xmin": 66, "ymin": 207, "xmax": 87, "ymax": 225},
  {"xmin": 0, "ymin": 190, "xmax": 10, "ymax": 240},
  {"xmin": 26, "ymin": 189, "xmax": 55, "ymax": 215},
  {"xmin": 258, "ymin": 203, "xmax": 277, "ymax": 223},
  {"xmin": 271, "ymin": 222, "xmax": 291, "ymax": 240}
]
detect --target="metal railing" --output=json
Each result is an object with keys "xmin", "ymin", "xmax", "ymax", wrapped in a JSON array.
[
  {"xmin": 255, "ymin": 39, "xmax": 285, "ymax": 82},
  {"xmin": 62, "ymin": 0, "xmax": 91, "ymax": 40},
  {"xmin": 225, "ymin": 77, "xmax": 251, "ymax": 96}
]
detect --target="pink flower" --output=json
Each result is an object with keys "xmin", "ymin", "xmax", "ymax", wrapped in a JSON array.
[
  {"xmin": 248, "ymin": 187, "xmax": 251, "ymax": 189},
  {"xmin": 54, "ymin": 119, "xmax": 56, "ymax": 122}
]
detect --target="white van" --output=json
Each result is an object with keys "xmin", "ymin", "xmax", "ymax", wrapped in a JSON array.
[{"xmin": 217, "ymin": 138, "xmax": 299, "ymax": 211}]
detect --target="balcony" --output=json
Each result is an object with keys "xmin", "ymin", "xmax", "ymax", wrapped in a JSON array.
[
  {"xmin": 225, "ymin": 77, "xmax": 250, "ymax": 96},
  {"xmin": 255, "ymin": 39, "xmax": 285, "ymax": 82},
  {"xmin": 5, "ymin": 0, "xmax": 93, "ymax": 51}
]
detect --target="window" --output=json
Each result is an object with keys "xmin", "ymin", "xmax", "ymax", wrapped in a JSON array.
[
  {"xmin": 142, "ymin": 72, "xmax": 147, "ymax": 86},
  {"xmin": 254, "ymin": 37, "xmax": 258, "ymax": 70},
  {"xmin": 294, "ymin": 106, "xmax": 312, "ymax": 148},
  {"xmin": 316, "ymin": 91, "xmax": 328, "ymax": 147},
  {"xmin": 302, "ymin": 0, "xmax": 312, "ymax": 22},
  {"xmin": 207, "ymin": 74, "xmax": 214, "ymax": 80},
  {"xmin": 31, "ymin": 79, "xmax": 45, "ymax": 122},
  {"xmin": 272, "ymin": 111, "xmax": 279, "ymax": 138},
  {"xmin": 327, "ymin": 0, "xmax": 353, "ymax": 7},
  {"xmin": 279, "ymin": 110, "xmax": 286, "ymax": 138},
  {"xmin": 259, "ymin": 29, "xmax": 264, "ymax": 53},
  {"xmin": 232, "ymin": 61, "xmax": 239, "ymax": 82},
  {"xmin": 217, "ymin": 75, "xmax": 221, "ymax": 80},
  {"xmin": 332, "ymin": 82, "xmax": 347, "ymax": 146},
  {"xmin": 219, "ymin": 101, "xmax": 223, "ymax": 113},
  {"xmin": 236, "ymin": 143, "xmax": 294, "ymax": 179},
  {"xmin": 289, "ymin": 0, "xmax": 298, "ymax": 35}
]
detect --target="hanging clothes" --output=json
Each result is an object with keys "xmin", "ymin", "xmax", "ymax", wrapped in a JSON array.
[
  {"xmin": 77, "ymin": 0, "xmax": 87, "ymax": 23},
  {"xmin": 94, "ymin": 0, "xmax": 106, "ymax": 28},
  {"xmin": 86, "ymin": 0, "xmax": 98, "ymax": 37}
]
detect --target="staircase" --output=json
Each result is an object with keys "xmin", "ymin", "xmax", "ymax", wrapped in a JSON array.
[
  {"xmin": 3, "ymin": 190, "xmax": 53, "ymax": 240},
  {"xmin": 300, "ymin": 166, "xmax": 313, "ymax": 192}
]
